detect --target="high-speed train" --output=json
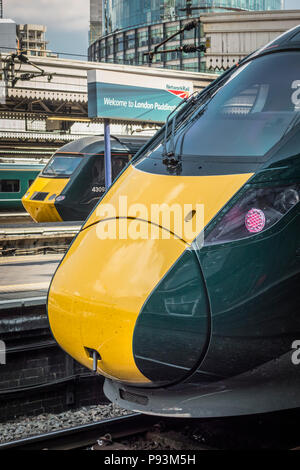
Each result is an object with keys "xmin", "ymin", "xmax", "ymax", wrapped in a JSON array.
[
  {"xmin": 48, "ymin": 28, "xmax": 300, "ymax": 418},
  {"xmin": 22, "ymin": 136, "xmax": 147, "ymax": 222}
]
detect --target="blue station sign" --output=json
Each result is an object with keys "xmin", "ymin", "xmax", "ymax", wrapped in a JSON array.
[{"xmin": 87, "ymin": 69, "xmax": 193, "ymax": 123}]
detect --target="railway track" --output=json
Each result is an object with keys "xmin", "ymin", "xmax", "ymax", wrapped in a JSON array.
[
  {"xmin": 1, "ymin": 409, "xmax": 300, "ymax": 450},
  {"xmin": 0, "ymin": 412, "xmax": 213, "ymax": 451},
  {"xmin": 0, "ymin": 221, "xmax": 81, "ymax": 256},
  {"xmin": 0, "ymin": 413, "xmax": 156, "ymax": 450},
  {"xmin": 0, "ymin": 212, "xmax": 32, "ymax": 225}
]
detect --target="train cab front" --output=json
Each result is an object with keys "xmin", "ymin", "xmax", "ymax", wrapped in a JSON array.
[
  {"xmin": 22, "ymin": 152, "xmax": 82, "ymax": 222},
  {"xmin": 47, "ymin": 159, "xmax": 251, "ymax": 385},
  {"xmin": 48, "ymin": 31, "xmax": 300, "ymax": 417}
]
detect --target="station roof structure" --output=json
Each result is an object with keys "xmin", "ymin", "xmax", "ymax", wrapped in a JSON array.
[{"xmin": 1, "ymin": 55, "xmax": 217, "ymax": 125}]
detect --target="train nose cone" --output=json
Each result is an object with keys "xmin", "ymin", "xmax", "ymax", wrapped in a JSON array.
[
  {"xmin": 48, "ymin": 218, "xmax": 206, "ymax": 385},
  {"xmin": 48, "ymin": 167, "xmax": 251, "ymax": 386},
  {"xmin": 133, "ymin": 245, "xmax": 210, "ymax": 386}
]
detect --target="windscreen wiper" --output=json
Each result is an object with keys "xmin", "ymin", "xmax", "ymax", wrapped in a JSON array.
[
  {"xmin": 133, "ymin": 63, "xmax": 236, "ymax": 167},
  {"xmin": 162, "ymin": 76, "xmax": 230, "ymax": 168}
]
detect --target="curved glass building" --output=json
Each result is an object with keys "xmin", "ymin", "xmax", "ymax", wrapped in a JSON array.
[
  {"xmin": 103, "ymin": 1, "xmax": 283, "ymax": 34},
  {"xmin": 89, "ymin": 0, "xmax": 284, "ymax": 72}
]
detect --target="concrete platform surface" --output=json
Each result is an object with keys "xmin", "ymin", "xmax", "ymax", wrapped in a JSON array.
[{"xmin": 0, "ymin": 254, "xmax": 63, "ymax": 308}]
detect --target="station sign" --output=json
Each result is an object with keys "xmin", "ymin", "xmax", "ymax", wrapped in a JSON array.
[{"xmin": 87, "ymin": 69, "xmax": 193, "ymax": 123}]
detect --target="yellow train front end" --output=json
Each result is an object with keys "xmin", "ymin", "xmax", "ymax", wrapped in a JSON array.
[
  {"xmin": 47, "ymin": 27, "xmax": 300, "ymax": 418},
  {"xmin": 47, "ymin": 163, "xmax": 251, "ymax": 386},
  {"xmin": 22, "ymin": 147, "xmax": 84, "ymax": 222},
  {"xmin": 22, "ymin": 176, "xmax": 69, "ymax": 222}
]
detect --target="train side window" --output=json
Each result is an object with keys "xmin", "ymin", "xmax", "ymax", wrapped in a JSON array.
[
  {"xmin": 28, "ymin": 180, "xmax": 34, "ymax": 188},
  {"xmin": 90, "ymin": 157, "xmax": 104, "ymax": 184},
  {"xmin": 0, "ymin": 179, "xmax": 20, "ymax": 193},
  {"xmin": 112, "ymin": 156, "xmax": 128, "ymax": 181}
]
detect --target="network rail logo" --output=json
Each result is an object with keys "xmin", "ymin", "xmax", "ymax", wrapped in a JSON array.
[
  {"xmin": 0, "ymin": 340, "xmax": 6, "ymax": 365},
  {"xmin": 95, "ymin": 197, "xmax": 204, "ymax": 243},
  {"xmin": 166, "ymin": 83, "xmax": 190, "ymax": 100}
]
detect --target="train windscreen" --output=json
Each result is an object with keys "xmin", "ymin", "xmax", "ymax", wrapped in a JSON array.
[
  {"xmin": 42, "ymin": 155, "xmax": 82, "ymax": 177},
  {"xmin": 142, "ymin": 51, "xmax": 300, "ymax": 160}
]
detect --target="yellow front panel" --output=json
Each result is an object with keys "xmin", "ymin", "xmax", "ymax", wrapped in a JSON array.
[
  {"xmin": 83, "ymin": 166, "xmax": 253, "ymax": 243},
  {"xmin": 22, "ymin": 177, "xmax": 69, "ymax": 222},
  {"xmin": 48, "ymin": 220, "xmax": 188, "ymax": 383},
  {"xmin": 48, "ymin": 165, "xmax": 253, "ymax": 384}
]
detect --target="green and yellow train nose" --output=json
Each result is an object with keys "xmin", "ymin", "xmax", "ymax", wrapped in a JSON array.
[
  {"xmin": 48, "ymin": 222, "xmax": 193, "ymax": 384},
  {"xmin": 48, "ymin": 166, "xmax": 252, "ymax": 386},
  {"xmin": 22, "ymin": 176, "xmax": 69, "ymax": 223}
]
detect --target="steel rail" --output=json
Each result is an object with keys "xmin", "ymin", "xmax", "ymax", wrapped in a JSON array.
[
  {"xmin": 0, "ymin": 413, "xmax": 157, "ymax": 450},
  {"xmin": 0, "ymin": 222, "xmax": 81, "ymax": 237}
]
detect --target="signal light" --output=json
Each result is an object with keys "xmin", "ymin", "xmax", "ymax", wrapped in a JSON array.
[{"xmin": 245, "ymin": 208, "xmax": 266, "ymax": 233}]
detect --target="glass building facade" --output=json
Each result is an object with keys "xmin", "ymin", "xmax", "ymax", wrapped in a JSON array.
[
  {"xmin": 102, "ymin": 1, "xmax": 283, "ymax": 34},
  {"xmin": 89, "ymin": 0, "xmax": 284, "ymax": 72}
]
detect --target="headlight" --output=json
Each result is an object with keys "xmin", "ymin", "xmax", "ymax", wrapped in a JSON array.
[
  {"xmin": 205, "ymin": 184, "xmax": 300, "ymax": 245},
  {"xmin": 245, "ymin": 208, "xmax": 266, "ymax": 233},
  {"xmin": 55, "ymin": 195, "xmax": 65, "ymax": 202}
]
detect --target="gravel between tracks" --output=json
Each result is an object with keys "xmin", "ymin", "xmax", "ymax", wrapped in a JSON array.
[{"xmin": 0, "ymin": 403, "xmax": 130, "ymax": 444}]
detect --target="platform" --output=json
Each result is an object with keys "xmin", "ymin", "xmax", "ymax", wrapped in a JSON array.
[
  {"xmin": 0, "ymin": 254, "xmax": 63, "ymax": 309},
  {"xmin": 0, "ymin": 222, "xmax": 81, "ymax": 256}
]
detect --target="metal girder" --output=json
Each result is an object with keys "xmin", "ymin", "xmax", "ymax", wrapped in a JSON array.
[{"xmin": 0, "ymin": 97, "xmax": 88, "ymax": 120}]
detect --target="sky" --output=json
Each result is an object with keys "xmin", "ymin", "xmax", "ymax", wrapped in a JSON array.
[
  {"xmin": 5, "ymin": 0, "xmax": 89, "ymax": 59},
  {"xmin": 3, "ymin": 1, "xmax": 300, "ymax": 60},
  {"xmin": 286, "ymin": 0, "xmax": 300, "ymax": 8}
]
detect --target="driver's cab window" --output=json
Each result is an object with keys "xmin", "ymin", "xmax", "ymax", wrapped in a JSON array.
[
  {"xmin": 222, "ymin": 79, "xmax": 298, "ymax": 116},
  {"xmin": 222, "ymin": 84, "xmax": 269, "ymax": 116}
]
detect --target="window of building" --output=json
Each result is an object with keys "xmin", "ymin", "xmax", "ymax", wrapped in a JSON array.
[
  {"xmin": 125, "ymin": 52, "xmax": 135, "ymax": 65},
  {"xmin": 151, "ymin": 26, "xmax": 163, "ymax": 45},
  {"xmin": 116, "ymin": 54, "xmax": 124, "ymax": 64},
  {"xmin": 137, "ymin": 52, "xmax": 146, "ymax": 66},
  {"xmin": 107, "ymin": 39, "xmax": 114, "ymax": 56},
  {"xmin": 99, "ymin": 41, "xmax": 106, "ymax": 59},
  {"xmin": 137, "ymin": 30, "xmax": 148, "ymax": 48},
  {"xmin": 152, "ymin": 52, "xmax": 162, "ymax": 64},
  {"xmin": 0, "ymin": 180, "xmax": 20, "ymax": 193},
  {"xmin": 116, "ymin": 35, "xmax": 124, "ymax": 52},
  {"xmin": 183, "ymin": 27, "xmax": 195, "ymax": 40},
  {"xmin": 165, "ymin": 24, "xmax": 179, "ymax": 40},
  {"xmin": 184, "ymin": 50, "xmax": 198, "ymax": 59},
  {"xmin": 183, "ymin": 62, "xmax": 199, "ymax": 72},
  {"xmin": 125, "ymin": 32, "xmax": 135, "ymax": 50},
  {"xmin": 165, "ymin": 49, "xmax": 179, "ymax": 61}
]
